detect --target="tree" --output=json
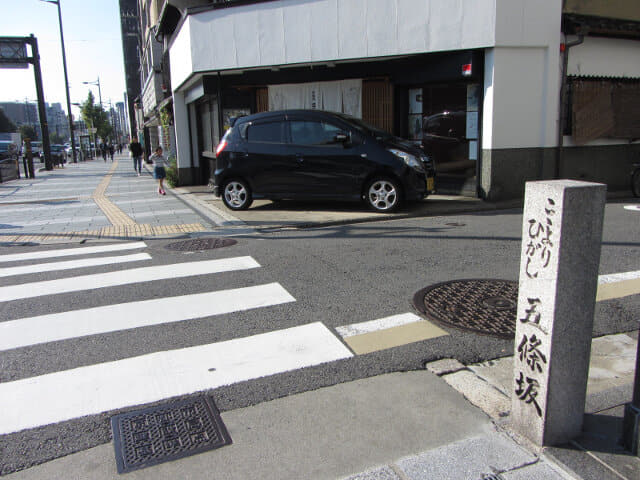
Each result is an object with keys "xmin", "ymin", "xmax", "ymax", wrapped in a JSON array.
[
  {"xmin": 80, "ymin": 91, "xmax": 112, "ymax": 142},
  {"xmin": 19, "ymin": 124, "xmax": 38, "ymax": 141},
  {"xmin": 0, "ymin": 108, "xmax": 17, "ymax": 133}
]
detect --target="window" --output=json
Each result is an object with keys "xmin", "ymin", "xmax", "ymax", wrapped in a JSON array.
[
  {"xmin": 290, "ymin": 121, "xmax": 342, "ymax": 146},
  {"xmin": 246, "ymin": 121, "xmax": 285, "ymax": 143}
]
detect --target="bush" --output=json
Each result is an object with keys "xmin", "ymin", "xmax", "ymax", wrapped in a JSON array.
[{"xmin": 166, "ymin": 155, "xmax": 178, "ymax": 188}]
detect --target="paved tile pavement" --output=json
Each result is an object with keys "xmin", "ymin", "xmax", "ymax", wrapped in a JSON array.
[{"xmin": 0, "ymin": 156, "xmax": 213, "ymax": 244}]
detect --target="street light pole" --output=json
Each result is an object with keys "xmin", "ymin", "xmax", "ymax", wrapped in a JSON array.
[
  {"xmin": 41, "ymin": 0, "xmax": 77, "ymax": 163},
  {"xmin": 83, "ymin": 78, "xmax": 102, "ymax": 110}
]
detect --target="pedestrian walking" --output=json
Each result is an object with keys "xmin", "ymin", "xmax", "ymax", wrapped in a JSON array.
[
  {"xmin": 100, "ymin": 143, "xmax": 107, "ymax": 162},
  {"xmin": 149, "ymin": 146, "xmax": 168, "ymax": 195},
  {"xmin": 129, "ymin": 137, "xmax": 143, "ymax": 176},
  {"xmin": 109, "ymin": 144, "xmax": 114, "ymax": 161}
]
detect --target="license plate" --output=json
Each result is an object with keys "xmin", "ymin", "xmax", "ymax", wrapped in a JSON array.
[{"xmin": 426, "ymin": 177, "xmax": 435, "ymax": 191}]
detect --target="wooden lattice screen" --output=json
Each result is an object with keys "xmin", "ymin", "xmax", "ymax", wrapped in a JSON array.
[{"xmin": 362, "ymin": 79, "xmax": 393, "ymax": 132}]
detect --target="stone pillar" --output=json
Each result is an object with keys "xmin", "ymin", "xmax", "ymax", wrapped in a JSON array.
[{"xmin": 511, "ymin": 180, "xmax": 606, "ymax": 446}]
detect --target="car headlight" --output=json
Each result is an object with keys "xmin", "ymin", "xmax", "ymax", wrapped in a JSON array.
[{"xmin": 388, "ymin": 149, "xmax": 424, "ymax": 172}]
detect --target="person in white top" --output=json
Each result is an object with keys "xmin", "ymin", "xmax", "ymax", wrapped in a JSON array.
[{"xmin": 149, "ymin": 146, "xmax": 167, "ymax": 195}]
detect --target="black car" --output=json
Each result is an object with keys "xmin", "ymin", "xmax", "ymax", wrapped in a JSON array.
[{"xmin": 213, "ymin": 110, "xmax": 435, "ymax": 212}]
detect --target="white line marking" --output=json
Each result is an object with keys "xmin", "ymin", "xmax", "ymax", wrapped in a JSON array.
[
  {"xmin": 0, "ymin": 283, "xmax": 295, "ymax": 351},
  {"xmin": 0, "ymin": 241, "xmax": 147, "ymax": 264},
  {"xmin": 0, "ymin": 256, "xmax": 260, "ymax": 302},
  {"xmin": 0, "ymin": 322, "xmax": 352, "ymax": 435},
  {"xmin": 0, "ymin": 253, "xmax": 152, "ymax": 278},
  {"xmin": 336, "ymin": 313, "xmax": 425, "ymax": 338},
  {"xmin": 598, "ymin": 270, "xmax": 640, "ymax": 284},
  {"xmin": 623, "ymin": 205, "xmax": 640, "ymax": 211}
]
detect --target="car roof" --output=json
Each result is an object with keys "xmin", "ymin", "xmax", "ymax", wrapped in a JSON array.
[{"xmin": 235, "ymin": 109, "xmax": 348, "ymax": 124}]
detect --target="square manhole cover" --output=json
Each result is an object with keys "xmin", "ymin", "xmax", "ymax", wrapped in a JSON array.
[{"xmin": 111, "ymin": 396, "xmax": 232, "ymax": 474}]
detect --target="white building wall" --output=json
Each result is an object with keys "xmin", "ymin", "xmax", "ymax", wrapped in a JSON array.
[
  {"xmin": 169, "ymin": 16, "xmax": 194, "ymax": 92},
  {"xmin": 171, "ymin": 0, "xmax": 497, "ymax": 89},
  {"xmin": 567, "ymin": 36, "xmax": 640, "ymax": 78},
  {"xmin": 483, "ymin": 0, "xmax": 562, "ymax": 150},
  {"xmin": 172, "ymin": 91, "xmax": 191, "ymax": 174}
]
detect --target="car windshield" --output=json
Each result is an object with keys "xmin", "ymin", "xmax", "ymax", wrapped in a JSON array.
[
  {"xmin": 334, "ymin": 113, "xmax": 393, "ymax": 141},
  {"xmin": 51, "ymin": 145, "xmax": 64, "ymax": 152}
]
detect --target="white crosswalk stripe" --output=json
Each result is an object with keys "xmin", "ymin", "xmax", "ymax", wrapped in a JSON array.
[
  {"xmin": 0, "ymin": 253, "xmax": 151, "ymax": 278},
  {"xmin": 0, "ymin": 283, "xmax": 295, "ymax": 352},
  {"xmin": 0, "ymin": 241, "xmax": 147, "ymax": 263},
  {"xmin": 0, "ymin": 323, "xmax": 352, "ymax": 435},
  {"xmin": 0, "ymin": 242, "xmax": 353, "ymax": 437},
  {"xmin": 0, "ymin": 256, "xmax": 261, "ymax": 301}
]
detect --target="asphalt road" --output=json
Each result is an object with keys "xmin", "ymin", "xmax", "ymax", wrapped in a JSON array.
[{"xmin": 0, "ymin": 199, "xmax": 638, "ymax": 475}]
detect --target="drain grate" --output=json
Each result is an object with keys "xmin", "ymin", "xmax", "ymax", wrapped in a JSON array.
[
  {"xmin": 111, "ymin": 396, "xmax": 232, "ymax": 474},
  {"xmin": 165, "ymin": 238, "xmax": 237, "ymax": 251},
  {"xmin": 413, "ymin": 279, "xmax": 518, "ymax": 338}
]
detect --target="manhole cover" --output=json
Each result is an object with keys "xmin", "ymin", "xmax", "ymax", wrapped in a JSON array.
[
  {"xmin": 413, "ymin": 279, "xmax": 518, "ymax": 338},
  {"xmin": 165, "ymin": 238, "xmax": 237, "ymax": 251},
  {"xmin": 111, "ymin": 396, "xmax": 232, "ymax": 474}
]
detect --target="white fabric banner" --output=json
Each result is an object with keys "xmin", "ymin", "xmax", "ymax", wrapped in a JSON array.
[{"xmin": 268, "ymin": 79, "xmax": 362, "ymax": 117}]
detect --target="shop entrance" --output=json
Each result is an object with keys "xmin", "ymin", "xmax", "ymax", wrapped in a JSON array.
[{"xmin": 407, "ymin": 84, "xmax": 480, "ymax": 196}]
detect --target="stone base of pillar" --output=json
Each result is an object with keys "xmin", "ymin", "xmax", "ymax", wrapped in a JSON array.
[{"xmin": 623, "ymin": 404, "xmax": 640, "ymax": 456}]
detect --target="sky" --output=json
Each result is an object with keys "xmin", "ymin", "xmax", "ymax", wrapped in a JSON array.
[{"xmin": 1, "ymin": 0, "xmax": 127, "ymax": 117}]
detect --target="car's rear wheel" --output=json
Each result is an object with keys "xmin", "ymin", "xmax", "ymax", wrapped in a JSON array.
[
  {"xmin": 222, "ymin": 179, "xmax": 253, "ymax": 210},
  {"xmin": 364, "ymin": 177, "xmax": 402, "ymax": 212}
]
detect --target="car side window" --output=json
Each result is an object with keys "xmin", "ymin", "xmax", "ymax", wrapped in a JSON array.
[
  {"xmin": 289, "ymin": 120, "xmax": 343, "ymax": 146},
  {"xmin": 246, "ymin": 121, "xmax": 286, "ymax": 143}
]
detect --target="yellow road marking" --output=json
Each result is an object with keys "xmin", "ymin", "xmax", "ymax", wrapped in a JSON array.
[
  {"xmin": 1, "ymin": 223, "xmax": 207, "ymax": 243},
  {"xmin": 343, "ymin": 320, "xmax": 448, "ymax": 355},
  {"xmin": 92, "ymin": 161, "xmax": 136, "ymax": 226},
  {"xmin": 597, "ymin": 278, "xmax": 640, "ymax": 301}
]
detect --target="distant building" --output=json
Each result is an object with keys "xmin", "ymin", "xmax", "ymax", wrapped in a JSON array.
[
  {"xmin": 46, "ymin": 103, "xmax": 69, "ymax": 140},
  {"xmin": 119, "ymin": 0, "xmax": 143, "ymax": 142},
  {"xmin": 115, "ymin": 101, "xmax": 129, "ymax": 141},
  {"xmin": 0, "ymin": 102, "xmax": 39, "ymax": 128}
]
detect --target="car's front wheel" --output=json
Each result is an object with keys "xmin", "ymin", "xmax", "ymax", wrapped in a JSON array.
[
  {"xmin": 364, "ymin": 177, "xmax": 402, "ymax": 212},
  {"xmin": 222, "ymin": 179, "xmax": 253, "ymax": 210}
]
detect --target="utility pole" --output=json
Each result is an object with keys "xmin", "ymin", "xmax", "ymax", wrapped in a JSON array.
[
  {"xmin": 28, "ymin": 35, "xmax": 52, "ymax": 170},
  {"xmin": 41, "ymin": 0, "xmax": 77, "ymax": 163}
]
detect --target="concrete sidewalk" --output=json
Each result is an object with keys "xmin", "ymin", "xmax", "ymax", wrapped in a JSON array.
[
  {"xmin": 4, "ymin": 370, "xmax": 565, "ymax": 480},
  {"xmin": 5, "ymin": 331, "xmax": 638, "ymax": 480},
  {"xmin": 171, "ymin": 183, "xmax": 524, "ymax": 233}
]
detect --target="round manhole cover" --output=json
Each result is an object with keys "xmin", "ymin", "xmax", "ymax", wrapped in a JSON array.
[
  {"xmin": 413, "ymin": 279, "xmax": 518, "ymax": 338},
  {"xmin": 165, "ymin": 238, "xmax": 237, "ymax": 252}
]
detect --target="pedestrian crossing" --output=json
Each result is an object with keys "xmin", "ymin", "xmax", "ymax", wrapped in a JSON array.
[
  {"xmin": 0, "ymin": 256, "xmax": 260, "ymax": 301},
  {"xmin": 0, "ymin": 241, "xmax": 354, "ymax": 437},
  {"xmin": 2, "ymin": 240, "xmax": 636, "ymax": 440}
]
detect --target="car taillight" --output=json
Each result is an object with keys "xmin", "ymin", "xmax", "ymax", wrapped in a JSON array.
[{"xmin": 215, "ymin": 140, "xmax": 228, "ymax": 157}]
